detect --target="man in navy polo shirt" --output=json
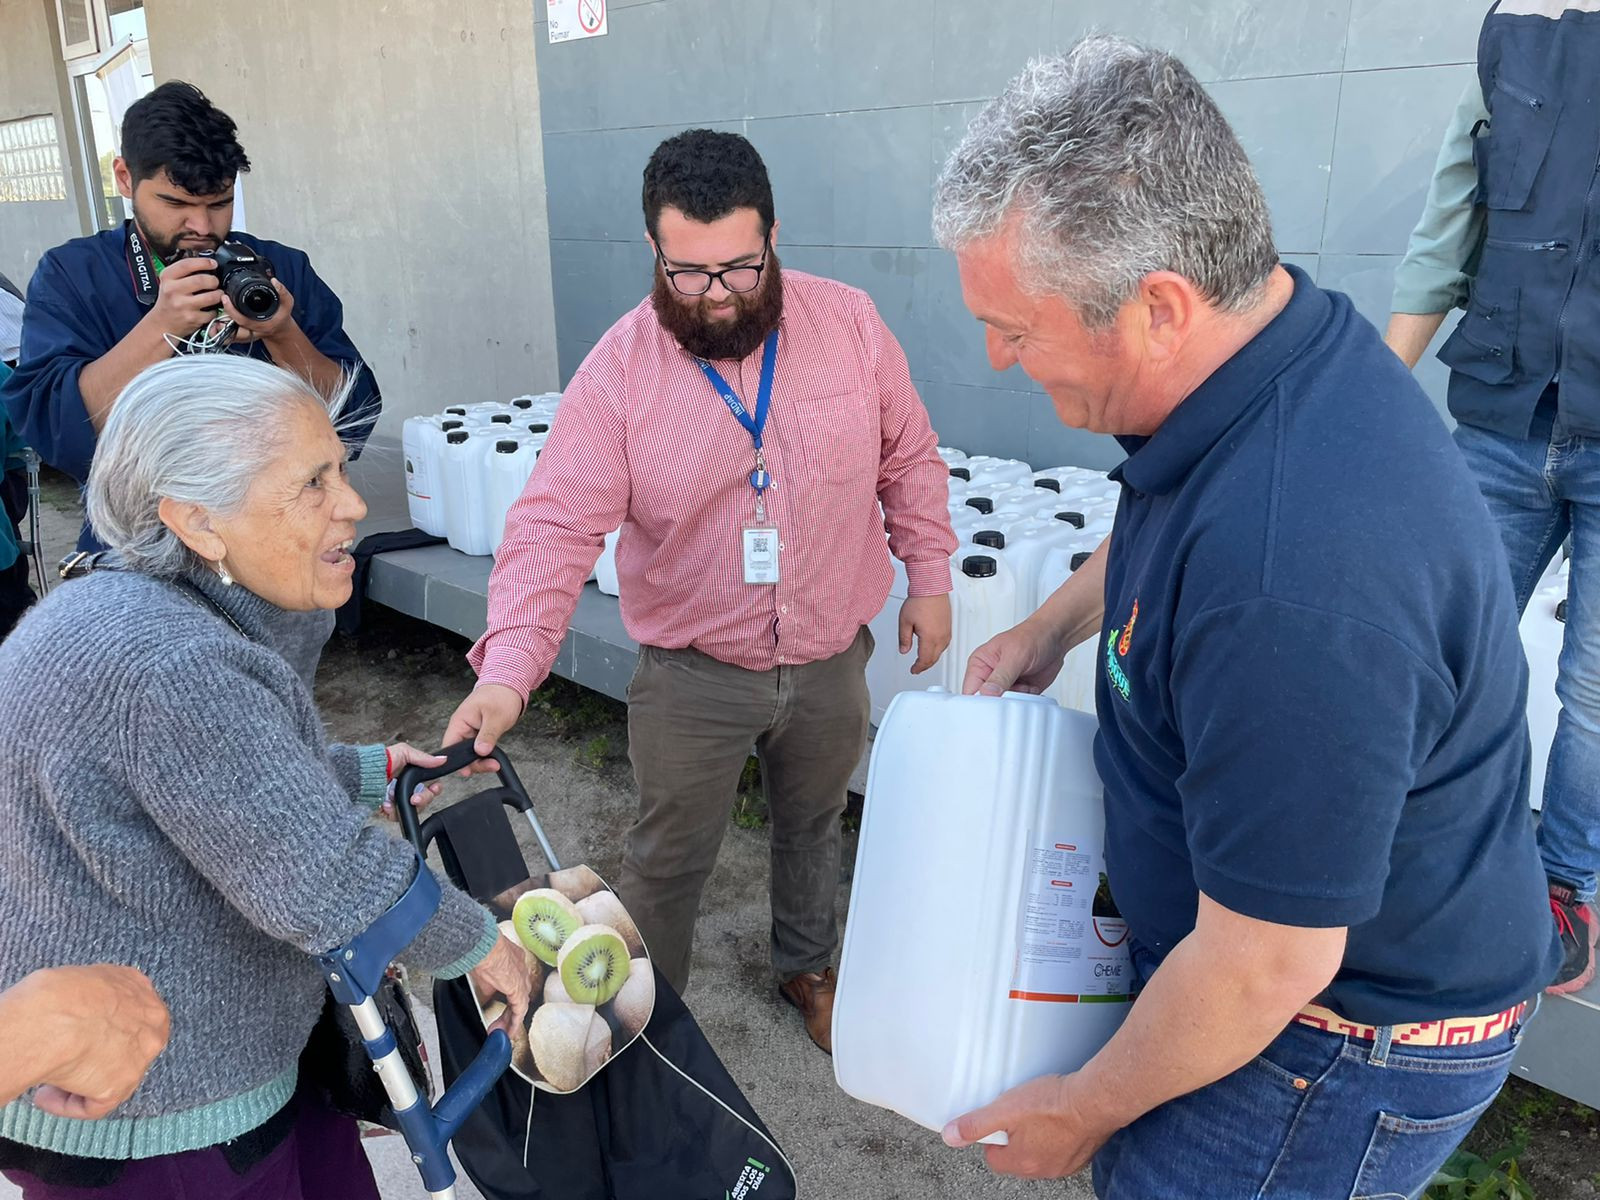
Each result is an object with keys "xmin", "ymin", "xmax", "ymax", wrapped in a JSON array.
[
  {"xmin": 932, "ymin": 38, "xmax": 1561, "ymax": 1197},
  {"xmin": 1, "ymin": 82, "xmax": 377, "ymax": 682}
]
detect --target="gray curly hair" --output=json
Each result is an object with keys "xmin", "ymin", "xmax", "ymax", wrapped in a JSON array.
[
  {"xmin": 932, "ymin": 36, "xmax": 1279, "ymax": 327},
  {"xmin": 86, "ymin": 355, "xmax": 358, "ymax": 576}
]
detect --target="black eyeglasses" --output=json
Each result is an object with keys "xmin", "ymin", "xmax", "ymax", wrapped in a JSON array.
[{"xmin": 656, "ymin": 237, "xmax": 770, "ymax": 297}]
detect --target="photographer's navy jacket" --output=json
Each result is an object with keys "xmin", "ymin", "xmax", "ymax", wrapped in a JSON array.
[{"xmin": 0, "ymin": 221, "xmax": 382, "ymax": 550}]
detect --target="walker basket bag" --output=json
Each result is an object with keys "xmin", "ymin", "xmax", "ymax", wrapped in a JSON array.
[{"xmin": 396, "ymin": 744, "xmax": 797, "ymax": 1200}]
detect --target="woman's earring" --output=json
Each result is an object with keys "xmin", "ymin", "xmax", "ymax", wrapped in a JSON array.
[{"xmin": 216, "ymin": 558, "xmax": 234, "ymax": 587}]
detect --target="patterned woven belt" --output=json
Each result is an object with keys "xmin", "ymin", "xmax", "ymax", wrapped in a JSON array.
[{"xmin": 1293, "ymin": 1000, "xmax": 1528, "ymax": 1047}]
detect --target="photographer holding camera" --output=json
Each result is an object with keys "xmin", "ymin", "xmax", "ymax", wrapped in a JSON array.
[{"xmin": 0, "ymin": 81, "xmax": 379, "ymax": 677}]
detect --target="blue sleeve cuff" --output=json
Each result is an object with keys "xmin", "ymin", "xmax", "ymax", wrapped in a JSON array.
[
  {"xmin": 434, "ymin": 908, "xmax": 501, "ymax": 980},
  {"xmin": 1192, "ymin": 855, "xmax": 1386, "ymax": 931},
  {"xmin": 356, "ymin": 743, "xmax": 389, "ymax": 810}
]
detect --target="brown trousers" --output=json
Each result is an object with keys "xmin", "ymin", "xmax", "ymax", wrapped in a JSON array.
[{"xmin": 618, "ymin": 627, "xmax": 872, "ymax": 993}]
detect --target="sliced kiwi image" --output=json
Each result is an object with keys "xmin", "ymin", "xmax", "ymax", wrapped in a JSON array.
[
  {"xmin": 547, "ymin": 866, "xmax": 603, "ymax": 903},
  {"xmin": 512, "ymin": 889, "xmax": 583, "ymax": 966},
  {"xmin": 575, "ymin": 891, "xmax": 645, "ymax": 959},
  {"xmin": 528, "ymin": 1002, "xmax": 595, "ymax": 1091},
  {"xmin": 611, "ymin": 958, "xmax": 655, "ymax": 1037},
  {"xmin": 557, "ymin": 924, "xmax": 631, "ymax": 1006},
  {"xmin": 582, "ymin": 1011, "xmax": 613, "ymax": 1076},
  {"xmin": 544, "ymin": 970, "xmax": 575, "ymax": 1006},
  {"xmin": 512, "ymin": 1039, "xmax": 536, "ymax": 1079}
]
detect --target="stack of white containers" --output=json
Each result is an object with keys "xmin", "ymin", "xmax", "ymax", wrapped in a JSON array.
[
  {"xmin": 404, "ymin": 428, "xmax": 1117, "ymax": 707},
  {"xmin": 866, "ymin": 446, "xmax": 1118, "ymax": 725},
  {"xmin": 402, "ymin": 392, "xmax": 627, "ymax": 585},
  {"xmin": 403, "ymin": 393, "xmax": 560, "ymax": 553}
]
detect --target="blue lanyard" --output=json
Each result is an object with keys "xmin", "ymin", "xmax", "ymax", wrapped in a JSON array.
[{"xmin": 695, "ymin": 329, "xmax": 779, "ymax": 494}]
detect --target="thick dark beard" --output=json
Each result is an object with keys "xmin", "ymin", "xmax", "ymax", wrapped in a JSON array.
[
  {"xmin": 130, "ymin": 200, "xmax": 218, "ymax": 263},
  {"xmin": 651, "ymin": 253, "xmax": 784, "ymax": 362}
]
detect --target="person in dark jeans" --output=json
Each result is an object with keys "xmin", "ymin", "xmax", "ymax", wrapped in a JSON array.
[{"xmin": 1386, "ymin": 1, "xmax": 1600, "ymax": 996}]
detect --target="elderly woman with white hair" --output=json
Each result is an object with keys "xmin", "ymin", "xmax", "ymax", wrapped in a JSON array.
[{"xmin": 0, "ymin": 355, "xmax": 531, "ymax": 1199}]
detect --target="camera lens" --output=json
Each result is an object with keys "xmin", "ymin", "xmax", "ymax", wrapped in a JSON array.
[{"xmin": 233, "ymin": 279, "xmax": 280, "ymax": 321}]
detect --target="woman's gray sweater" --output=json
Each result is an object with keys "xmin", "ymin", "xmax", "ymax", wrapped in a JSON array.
[{"xmin": 0, "ymin": 567, "xmax": 498, "ymax": 1159}]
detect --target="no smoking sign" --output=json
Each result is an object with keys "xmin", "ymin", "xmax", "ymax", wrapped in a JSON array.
[{"xmin": 548, "ymin": 0, "xmax": 607, "ymax": 42}]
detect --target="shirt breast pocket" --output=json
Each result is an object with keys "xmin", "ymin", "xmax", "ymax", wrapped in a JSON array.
[{"xmin": 789, "ymin": 392, "xmax": 879, "ymax": 487}]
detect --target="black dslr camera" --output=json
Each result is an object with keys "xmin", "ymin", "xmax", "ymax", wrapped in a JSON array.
[{"xmin": 175, "ymin": 240, "xmax": 280, "ymax": 321}]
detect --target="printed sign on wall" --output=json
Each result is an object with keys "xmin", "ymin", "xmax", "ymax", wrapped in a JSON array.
[{"xmin": 548, "ymin": 0, "xmax": 607, "ymax": 42}]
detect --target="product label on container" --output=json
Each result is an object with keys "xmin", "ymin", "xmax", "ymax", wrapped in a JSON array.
[
  {"xmin": 1010, "ymin": 837, "xmax": 1132, "ymax": 1003},
  {"xmin": 405, "ymin": 454, "xmax": 432, "ymax": 501}
]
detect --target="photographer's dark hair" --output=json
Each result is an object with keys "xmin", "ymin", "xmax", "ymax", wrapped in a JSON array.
[
  {"xmin": 120, "ymin": 81, "xmax": 251, "ymax": 197},
  {"xmin": 642, "ymin": 129, "xmax": 774, "ymax": 240}
]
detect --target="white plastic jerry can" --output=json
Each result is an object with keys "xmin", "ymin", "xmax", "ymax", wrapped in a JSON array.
[
  {"xmin": 947, "ymin": 552, "xmax": 1019, "ymax": 693},
  {"xmin": 593, "ymin": 528, "xmax": 623, "ymax": 596},
  {"xmin": 1520, "ymin": 558, "xmax": 1568, "ymax": 812},
  {"xmin": 863, "ymin": 555, "xmax": 957, "ymax": 724},
  {"xmin": 440, "ymin": 428, "xmax": 496, "ymax": 556},
  {"xmin": 937, "ymin": 446, "xmax": 969, "ymax": 469},
  {"xmin": 834, "ymin": 689, "xmax": 1133, "ymax": 1141},
  {"xmin": 1037, "ymin": 545, "xmax": 1103, "ymax": 714},
  {"xmin": 401, "ymin": 415, "xmax": 447, "ymax": 537},
  {"xmin": 485, "ymin": 437, "xmax": 539, "ymax": 556},
  {"xmin": 964, "ymin": 455, "xmax": 1034, "ymax": 491},
  {"xmin": 997, "ymin": 517, "xmax": 1088, "ymax": 624},
  {"xmin": 1032, "ymin": 465, "xmax": 1103, "ymax": 492}
]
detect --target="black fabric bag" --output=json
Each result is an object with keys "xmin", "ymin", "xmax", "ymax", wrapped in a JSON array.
[
  {"xmin": 334, "ymin": 529, "xmax": 446, "ymax": 636},
  {"xmin": 299, "ymin": 968, "xmax": 435, "ymax": 1130},
  {"xmin": 435, "ymin": 963, "xmax": 796, "ymax": 1200},
  {"xmin": 413, "ymin": 762, "xmax": 798, "ymax": 1200}
]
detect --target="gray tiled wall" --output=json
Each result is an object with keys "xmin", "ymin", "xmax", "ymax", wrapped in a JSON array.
[{"xmin": 534, "ymin": 0, "xmax": 1488, "ymax": 467}]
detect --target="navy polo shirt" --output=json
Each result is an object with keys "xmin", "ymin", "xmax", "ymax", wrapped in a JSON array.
[
  {"xmin": 1094, "ymin": 266, "xmax": 1561, "ymax": 1024},
  {"xmin": 0, "ymin": 222, "xmax": 381, "ymax": 551}
]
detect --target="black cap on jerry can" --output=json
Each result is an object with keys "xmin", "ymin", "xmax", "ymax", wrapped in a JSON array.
[
  {"xmin": 974, "ymin": 530, "xmax": 1006, "ymax": 549},
  {"xmin": 962, "ymin": 554, "xmax": 998, "ymax": 578},
  {"xmin": 950, "ymin": 466, "xmax": 971, "ymax": 481},
  {"xmin": 1055, "ymin": 511, "xmax": 1085, "ymax": 528},
  {"xmin": 1035, "ymin": 478, "xmax": 1061, "ymax": 492},
  {"xmin": 965, "ymin": 497, "xmax": 994, "ymax": 515},
  {"xmin": 495, "ymin": 439, "xmax": 519, "ymax": 453},
  {"xmin": 1070, "ymin": 551, "xmax": 1093, "ymax": 571},
  {"xmin": 447, "ymin": 429, "xmax": 470, "ymax": 444}
]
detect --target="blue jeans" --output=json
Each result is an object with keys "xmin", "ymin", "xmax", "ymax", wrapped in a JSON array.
[
  {"xmin": 1091, "ymin": 1015, "xmax": 1527, "ymax": 1200},
  {"xmin": 1455, "ymin": 398, "xmax": 1600, "ymax": 900}
]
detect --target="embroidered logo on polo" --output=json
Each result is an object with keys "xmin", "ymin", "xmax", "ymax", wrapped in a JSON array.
[{"xmin": 1105, "ymin": 597, "xmax": 1138, "ymax": 702}]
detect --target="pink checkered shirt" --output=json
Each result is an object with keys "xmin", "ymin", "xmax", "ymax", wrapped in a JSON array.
[{"xmin": 469, "ymin": 271, "xmax": 957, "ymax": 700}]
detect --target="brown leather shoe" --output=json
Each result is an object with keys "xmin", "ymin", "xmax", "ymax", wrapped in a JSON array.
[{"xmin": 779, "ymin": 967, "xmax": 836, "ymax": 1056}]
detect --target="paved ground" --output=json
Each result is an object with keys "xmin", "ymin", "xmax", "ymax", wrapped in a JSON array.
[{"xmin": 4, "ymin": 474, "xmax": 1089, "ymax": 1199}]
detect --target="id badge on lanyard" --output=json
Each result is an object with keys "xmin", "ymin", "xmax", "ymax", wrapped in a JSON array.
[{"xmin": 697, "ymin": 329, "xmax": 781, "ymax": 586}]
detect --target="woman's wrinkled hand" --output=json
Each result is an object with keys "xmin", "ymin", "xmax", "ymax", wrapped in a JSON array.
[
  {"xmin": 379, "ymin": 744, "xmax": 447, "ymax": 821},
  {"xmin": 469, "ymin": 934, "xmax": 533, "ymax": 1036}
]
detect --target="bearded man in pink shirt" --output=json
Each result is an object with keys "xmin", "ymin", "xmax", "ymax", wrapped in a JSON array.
[{"xmin": 445, "ymin": 130, "xmax": 957, "ymax": 1053}]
